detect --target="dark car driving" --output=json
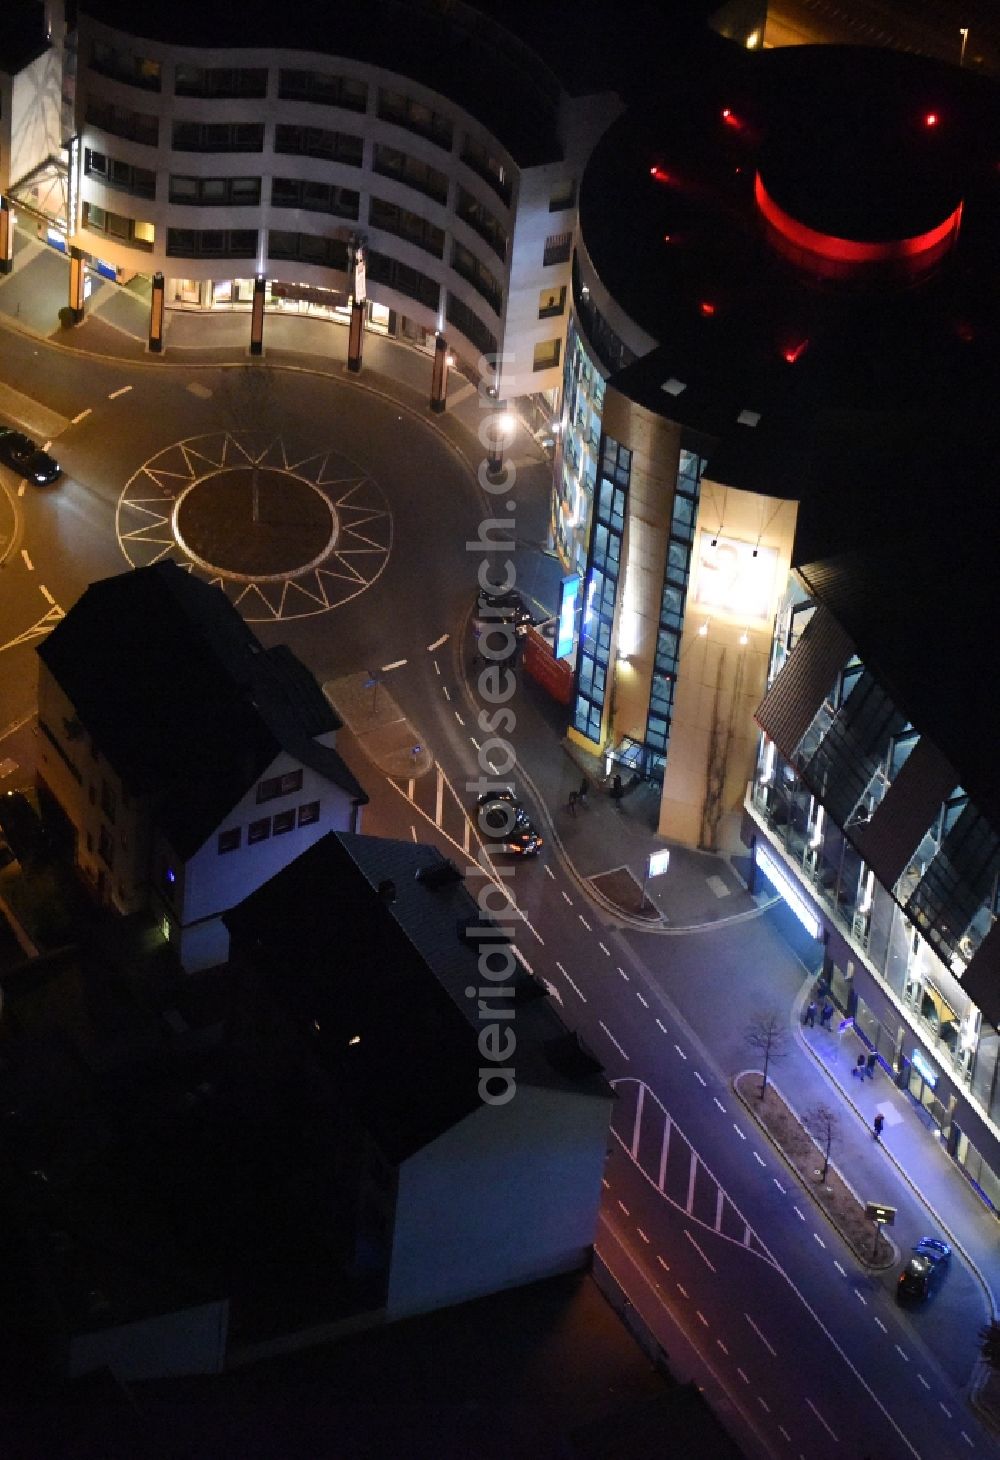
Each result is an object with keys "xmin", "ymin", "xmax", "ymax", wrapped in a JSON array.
[
  {"xmin": 897, "ymin": 1237, "xmax": 951, "ymax": 1303},
  {"xmin": 476, "ymin": 789, "xmax": 543, "ymax": 857},
  {"xmin": 471, "ymin": 587, "xmax": 535, "ymax": 638},
  {"xmin": 0, "ymin": 428, "xmax": 61, "ymax": 485}
]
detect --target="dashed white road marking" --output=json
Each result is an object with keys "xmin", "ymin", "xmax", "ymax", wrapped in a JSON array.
[
  {"xmin": 716, "ymin": 1338, "xmax": 728, "ymax": 1356},
  {"xmin": 617, "ymin": 1199, "xmax": 630, "ymax": 1216},
  {"xmin": 812, "ymin": 1233, "xmax": 826, "ymax": 1249},
  {"xmin": 805, "ymin": 1398, "xmax": 838, "ymax": 1442},
  {"xmin": 562, "ymin": 890, "xmax": 573, "ymax": 905},
  {"xmin": 470, "ymin": 736, "xmax": 480, "ymax": 751},
  {"xmin": 917, "ymin": 1373, "xmax": 930, "ymax": 1390},
  {"xmin": 773, "ymin": 1178, "xmax": 786, "ymax": 1194},
  {"xmin": 696, "ymin": 1310, "xmax": 709, "ymax": 1328},
  {"xmin": 39, "ymin": 584, "xmax": 56, "ymax": 605},
  {"xmin": 427, "ymin": 633, "xmax": 449, "ymax": 651},
  {"xmin": 939, "ymin": 1402, "xmax": 952, "ymax": 1418},
  {"xmin": 20, "ymin": 549, "xmax": 32, "ymax": 571},
  {"xmin": 454, "ymin": 711, "xmax": 465, "ymax": 726},
  {"xmin": 410, "ymin": 825, "xmax": 418, "ymax": 842},
  {"xmin": 854, "ymin": 1290, "xmax": 867, "ymax": 1306},
  {"xmin": 778, "ymin": 1425, "xmax": 791, "ymax": 1442},
  {"xmin": 599, "ymin": 941, "xmax": 611, "ymax": 956},
  {"xmin": 108, "ymin": 385, "xmax": 132, "ymax": 400},
  {"xmin": 874, "ymin": 1316, "xmax": 887, "ymax": 1333},
  {"xmin": 636, "ymin": 991, "xmax": 648, "ymax": 1008},
  {"xmin": 656, "ymin": 1018, "xmax": 667, "ymax": 1033},
  {"xmin": 793, "ymin": 1206, "xmax": 805, "ymax": 1222},
  {"xmin": 833, "ymin": 1260, "xmax": 846, "ymax": 1277},
  {"xmin": 753, "ymin": 1151, "xmax": 766, "ymax": 1167},
  {"xmin": 578, "ymin": 914, "xmax": 591, "ymax": 931},
  {"xmin": 656, "ymin": 1255, "xmax": 670, "ymax": 1273},
  {"xmin": 757, "ymin": 1397, "xmax": 770, "ymax": 1413},
  {"xmin": 599, "ymin": 1021, "xmax": 629, "ymax": 1061},
  {"xmin": 714, "ymin": 1097, "xmax": 726, "ymax": 1114},
  {"xmin": 544, "ymin": 865, "xmax": 555, "ymax": 879},
  {"xmin": 636, "ymin": 1227, "xmax": 650, "ymax": 1245},
  {"xmin": 71, "ymin": 408, "xmax": 92, "ymax": 424},
  {"xmin": 733, "ymin": 1124, "xmax": 747, "ymax": 1141},
  {"xmin": 693, "ymin": 1070, "xmax": 706, "ymax": 1086},
  {"xmin": 674, "ymin": 1044, "xmax": 687, "ymax": 1061},
  {"xmin": 894, "ymin": 1344, "xmax": 908, "ymax": 1362},
  {"xmin": 512, "ymin": 945, "xmax": 533, "ymax": 975},
  {"xmin": 617, "ymin": 965, "xmax": 629, "ymax": 981},
  {"xmin": 676, "ymin": 1283, "xmax": 689, "ymax": 1299},
  {"xmin": 745, "ymin": 1314, "xmax": 777, "ymax": 1357},
  {"xmin": 737, "ymin": 1367, "xmax": 749, "ymax": 1385},
  {"xmin": 555, "ymin": 962, "xmax": 587, "ymax": 1002},
  {"xmin": 960, "ymin": 1429, "xmax": 973, "ymax": 1447},
  {"xmin": 442, "ymin": 685, "xmax": 451, "ymax": 700}
]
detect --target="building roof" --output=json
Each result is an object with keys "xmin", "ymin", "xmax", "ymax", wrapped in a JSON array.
[
  {"xmin": 37, "ymin": 561, "xmax": 366, "ymax": 858},
  {"xmin": 0, "ymin": 0, "xmax": 48, "ymax": 76},
  {"xmin": 224, "ymin": 833, "xmax": 611, "ymax": 1163}
]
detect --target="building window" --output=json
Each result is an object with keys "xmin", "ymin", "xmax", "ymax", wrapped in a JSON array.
[
  {"xmin": 98, "ymin": 825, "xmax": 114, "ymax": 869},
  {"xmin": 267, "ymin": 232, "xmax": 349, "ymax": 269},
  {"xmin": 573, "ymin": 435, "xmax": 631, "ymax": 745},
  {"xmin": 218, "ymin": 828, "xmax": 241, "ymax": 854},
  {"xmin": 446, "ymin": 293, "xmax": 497, "ymax": 357},
  {"xmin": 278, "ymin": 70, "xmax": 367, "ymax": 111},
  {"xmin": 460, "ymin": 135, "xmax": 510, "ymax": 205},
  {"xmin": 175, "ymin": 65, "xmax": 267, "ymax": 99},
  {"xmin": 533, "ymin": 338, "xmax": 562, "ymax": 372},
  {"xmin": 451, "ymin": 242, "xmax": 502, "ymax": 314},
  {"xmin": 169, "ymin": 175, "xmax": 261, "ymax": 206},
  {"xmin": 274, "ymin": 124, "xmax": 363, "ymax": 165},
  {"xmin": 85, "ymin": 99, "xmax": 158, "ymax": 147},
  {"xmin": 171, "ymin": 120, "xmax": 264, "ymax": 153},
  {"xmin": 166, "ymin": 229, "xmax": 258, "ymax": 258},
  {"xmin": 272, "ymin": 809, "xmax": 295, "ymax": 835},
  {"xmin": 257, "ymin": 769, "xmax": 304, "ymax": 804},
  {"xmin": 82, "ymin": 203, "xmax": 155, "ymax": 251},
  {"xmin": 456, "ymin": 187, "xmax": 507, "ymax": 261},
  {"xmin": 271, "ymin": 176, "xmax": 360, "ymax": 220},
  {"xmin": 543, "ymin": 232, "xmax": 572, "ymax": 267},
  {"xmin": 644, "ymin": 450, "xmax": 706, "ymax": 757},
  {"xmin": 538, "ymin": 284, "xmax": 566, "ymax": 319},
  {"xmin": 248, "ymin": 817, "xmax": 271, "ymax": 844},
  {"xmin": 369, "ymin": 197, "xmax": 444, "ymax": 258},
  {"xmin": 90, "ymin": 41, "xmax": 161, "ymax": 91},
  {"xmin": 549, "ymin": 179, "xmax": 576, "ymax": 212},
  {"xmin": 377, "ymin": 89, "xmax": 453, "ymax": 150},
  {"xmin": 84, "ymin": 150, "xmax": 156, "ymax": 199},
  {"xmin": 298, "ymin": 801, "xmax": 320, "ymax": 827},
  {"xmin": 367, "ymin": 250, "xmax": 440, "ymax": 311},
  {"xmin": 372, "ymin": 144, "xmax": 449, "ymax": 205}
]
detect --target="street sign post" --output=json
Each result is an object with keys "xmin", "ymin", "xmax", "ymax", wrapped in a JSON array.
[
  {"xmin": 639, "ymin": 847, "xmax": 671, "ymax": 911},
  {"xmin": 864, "ymin": 1200, "xmax": 896, "ymax": 1261},
  {"xmin": 365, "ymin": 671, "xmax": 379, "ymax": 713}
]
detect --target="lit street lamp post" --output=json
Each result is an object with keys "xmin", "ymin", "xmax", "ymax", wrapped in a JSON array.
[{"xmin": 960, "ymin": 26, "xmax": 970, "ymax": 67}]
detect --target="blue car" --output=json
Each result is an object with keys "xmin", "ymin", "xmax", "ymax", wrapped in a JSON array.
[{"xmin": 897, "ymin": 1237, "xmax": 951, "ymax": 1303}]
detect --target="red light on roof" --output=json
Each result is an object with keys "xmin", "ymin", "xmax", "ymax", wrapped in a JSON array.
[
  {"xmin": 649, "ymin": 165, "xmax": 671, "ymax": 183},
  {"xmin": 782, "ymin": 339, "xmax": 809, "ymax": 364},
  {"xmin": 663, "ymin": 233, "xmax": 672, "ymax": 242},
  {"xmin": 924, "ymin": 112, "xmax": 938, "ymax": 128},
  {"xmin": 699, "ymin": 301, "xmax": 716, "ymax": 317},
  {"xmin": 721, "ymin": 107, "xmax": 740, "ymax": 128}
]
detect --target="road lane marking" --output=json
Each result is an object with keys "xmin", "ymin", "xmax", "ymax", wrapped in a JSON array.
[
  {"xmin": 716, "ymin": 1339, "xmax": 728, "ymax": 1355},
  {"xmin": 410, "ymin": 825, "xmax": 418, "ymax": 841},
  {"xmin": 617, "ymin": 966, "xmax": 629, "ymax": 981},
  {"xmin": 599, "ymin": 1021, "xmax": 629, "ymax": 1060},
  {"xmin": 773, "ymin": 1178, "xmax": 785, "ymax": 1194},
  {"xmin": 406, "ymin": 778, "xmax": 415, "ymax": 799},
  {"xmin": 562, "ymin": 890, "xmax": 573, "ymax": 905},
  {"xmin": 39, "ymin": 584, "xmax": 56, "ymax": 605},
  {"xmin": 854, "ymin": 1290, "xmax": 867, "ymax": 1305},
  {"xmin": 714, "ymin": 1097, "xmax": 726, "ymax": 1114},
  {"xmin": 833, "ymin": 1260, "xmax": 846, "ymax": 1276},
  {"xmin": 17, "ymin": 479, "xmax": 25, "ymax": 496},
  {"xmin": 697, "ymin": 1310, "xmax": 709, "ymax": 1328},
  {"xmin": 715, "ymin": 1187, "xmax": 724, "ymax": 1231},
  {"xmin": 636, "ymin": 991, "xmax": 648, "ymax": 1008},
  {"xmin": 757, "ymin": 1397, "xmax": 770, "ymax": 1413},
  {"xmin": 894, "ymin": 1344, "xmax": 908, "ymax": 1362},
  {"xmin": 427, "ymin": 633, "xmax": 449, "ymax": 650},
  {"xmin": 917, "ymin": 1374, "xmax": 930, "ymax": 1390},
  {"xmin": 753, "ymin": 1151, "xmax": 765, "ymax": 1167},
  {"xmin": 684, "ymin": 1229, "xmax": 716, "ymax": 1273},
  {"xmin": 637, "ymin": 1227, "xmax": 650, "ymax": 1245},
  {"xmin": 737, "ymin": 1368, "xmax": 749, "ymax": 1384},
  {"xmin": 599, "ymin": 942, "xmax": 611, "ymax": 956},
  {"xmin": 380, "ymin": 658, "xmax": 407, "ymax": 671},
  {"xmin": 674, "ymin": 1044, "xmax": 687, "ymax": 1061},
  {"xmin": 544, "ymin": 865, "xmax": 555, "ymax": 879},
  {"xmin": 939, "ymin": 1402, "xmax": 952, "ymax": 1417},
  {"xmin": 656, "ymin": 1018, "xmax": 667, "ymax": 1034},
  {"xmin": 793, "ymin": 1206, "xmax": 805, "ymax": 1221},
  {"xmin": 578, "ymin": 914, "xmax": 591, "ymax": 931},
  {"xmin": 71, "ymin": 408, "xmax": 92, "ymax": 424},
  {"xmin": 108, "ymin": 385, "xmax": 132, "ymax": 399},
  {"xmin": 630, "ymin": 1084, "xmax": 645, "ymax": 1158},
  {"xmin": 676, "ymin": 1283, "xmax": 689, "ymax": 1299},
  {"xmin": 874, "ymin": 1317, "xmax": 887, "ymax": 1333},
  {"xmin": 602, "ymin": 1177, "xmax": 609, "ymax": 1189},
  {"xmin": 805, "ymin": 1398, "xmax": 838, "ymax": 1442},
  {"xmin": 617, "ymin": 1200, "xmax": 629, "ymax": 1216},
  {"xmin": 554, "ymin": 962, "xmax": 586, "ymax": 1002},
  {"xmin": 733, "ymin": 1124, "xmax": 746, "ymax": 1141},
  {"xmin": 470, "ymin": 737, "xmax": 480, "ymax": 751},
  {"xmin": 778, "ymin": 1425, "xmax": 791, "ymax": 1442},
  {"xmin": 685, "ymin": 1152, "xmax": 698, "ymax": 1213},
  {"xmin": 693, "ymin": 1070, "xmax": 706, "ymax": 1086},
  {"xmin": 454, "ymin": 711, "xmax": 465, "ymax": 726},
  {"xmin": 744, "ymin": 1314, "xmax": 777, "ymax": 1357},
  {"xmin": 512, "ymin": 946, "xmax": 533, "ymax": 975},
  {"xmin": 20, "ymin": 549, "xmax": 32, "ymax": 571},
  {"xmin": 433, "ymin": 659, "xmax": 441, "ymax": 676},
  {"xmin": 961, "ymin": 1431, "xmax": 973, "ymax": 1447},
  {"xmin": 812, "ymin": 1233, "xmax": 826, "ymax": 1249},
  {"xmin": 656, "ymin": 1255, "xmax": 670, "ymax": 1272},
  {"xmin": 442, "ymin": 685, "xmax": 451, "ymax": 700}
]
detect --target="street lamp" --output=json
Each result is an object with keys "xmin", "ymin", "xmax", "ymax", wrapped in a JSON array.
[{"xmin": 959, "ymin": 26, "xmax": 969, "ymax": 67}]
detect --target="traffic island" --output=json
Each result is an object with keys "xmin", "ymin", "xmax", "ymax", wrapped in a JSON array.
[
  {"xmin": 324, "ymin": 671, "xmax": 433, "ymax": 779},
  {"xmin": 734, "ymin": 1071, "xmax": 896, "ymax": 1269}
]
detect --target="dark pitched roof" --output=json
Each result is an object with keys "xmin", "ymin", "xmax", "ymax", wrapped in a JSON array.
[
  {"xmin": 37, "ymin": 561, "xmax": 366, "ymax": 857},
  {"xmin": 0, "ymin": 0, "xmax": 48, "ymax": 75},
  {"xmin": 224, "ymin": 833, "xmax": 611, "ymax": 1163}
]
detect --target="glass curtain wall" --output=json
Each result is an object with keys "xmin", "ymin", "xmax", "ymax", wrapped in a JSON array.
[{"xmin": 552, "ymin": 317, "xmax": 604, "ymax": 573}]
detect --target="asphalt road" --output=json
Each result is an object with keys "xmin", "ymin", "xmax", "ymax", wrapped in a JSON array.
[{"xmin": 0, "ymin": 328, "xmax": 996, "ymax": 1460}]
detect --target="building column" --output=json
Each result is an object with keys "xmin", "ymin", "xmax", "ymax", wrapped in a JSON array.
[
  {"xmin": 68, "ymin": 246, "xmax": 87, "ymax": 323},
  {"xmin": 148, "ymin": 271, "xmax": 165, "ymax": 353},
  {"xmin": 0, "ymin": 197, "xmax": 13, "ymax": 276},
  {"xmin": 249, "ymin": 273, "xmax": 266, "ymax": 356},
  {"xmin": 430, "ymin": 333, "xmax": 450, "ymax": 413},
  {"xmin": 347, "ymin": 298, "xmax": 364, "ymax": 372}
]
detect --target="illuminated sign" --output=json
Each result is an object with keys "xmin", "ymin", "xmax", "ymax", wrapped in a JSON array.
[
  {"xmin": 556, "ymin": 574, "xmax": 580, "ymax": 659},
  {"xmin": 353, "ymin": 244, "xmax": 367, "ymax": 303},
  {"xmin": 694, "ymin": 533, "xmax": 777, "ymax": 623},
  {"xmin": 647, "ymin": 849, "xmax": 671, "ymax": 879},
  {"xmin": 756, "ymin": 843, "xmax": 821, "ymax": 939},
  {"xmin": 911, "ymin": 1048, "xmax": 938, "ymax": 1088}
]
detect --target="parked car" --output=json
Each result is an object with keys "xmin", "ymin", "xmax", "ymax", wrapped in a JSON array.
[
  {"xmin": 471, "ymin": 587, "xmax": 535, "ymax": 639},
  {"xmin": 897, "ymin": 1237, "xmax": 951, "ymax": 1303},
  {"xmin": 0, "ymin": 428, "xmax": 61, "ymax": 484},
  {"xmin": 0, "ymin": 789, "xmax": 46, "ymax": 865},
  {"xmin": 476, "ymin": 789, "xmax": 543, "ymax": 857}
]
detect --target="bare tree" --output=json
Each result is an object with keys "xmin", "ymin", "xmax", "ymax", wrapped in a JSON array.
[
  {"xmin": 803, "ymin": 1102, "xmax": 840, "ymax": 1184},
  {"xmin": 216, "ymin": 365, "xmax": 280, "ymax": 525},
  {"xmin": 744, "ymin": 1011, "xmax": 790, "ymax": 1100}
]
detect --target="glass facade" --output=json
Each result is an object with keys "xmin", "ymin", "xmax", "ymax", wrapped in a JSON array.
[
  {"xmin": 751, "ymin": 599, "xmax": 1000, "ymax": 1211},
  {"xmin": 552, "ymin": 317, "xmax": 604, "ymax": 572},
  {"xmin": 572, "ymin": 436, "xmax": 630, "ymax": 745}
]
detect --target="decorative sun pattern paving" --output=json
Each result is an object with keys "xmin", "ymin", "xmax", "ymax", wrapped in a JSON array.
[{"xmin": 116, "ymin": 431, "xmax": 392, "ymax": 621}]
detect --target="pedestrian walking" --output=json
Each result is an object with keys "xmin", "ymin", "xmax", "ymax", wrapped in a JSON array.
[
  {"xmin": 853, "ymin": 1054, "xmax": 866, "ymax": 1079},
  {"xmin": 873, "ymin": 1112, "xmax": 885, "ymax": 1141},
  {"xmin": 610, "ymin": 773, "xmax": 624, "ymax": 810},
  {"xmin": 578, "ymin": 776, "xmax": 589, "ymax": 805},
  {"xmin": 567, "ymin": 790, "xmax": 578, "ymax": 817},
  {"xmin": 803, "ymin": 1001, "xmax": 817, "ymax": 1028},
  {"xmin": 866, "ymin": 1051, "xmax": 878, "ymax": 1080},
  {"xmin": 819, "ymin": 1000, "xmax": 834, "ymax": 1029}
]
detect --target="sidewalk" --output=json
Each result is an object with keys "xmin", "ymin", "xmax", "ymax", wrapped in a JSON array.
[{"xmin": 3, "ymin": 222, "xmax": 999, "ymax": 1346}]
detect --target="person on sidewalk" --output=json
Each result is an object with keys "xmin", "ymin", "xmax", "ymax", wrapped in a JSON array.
[
  {"xmin": 853, "ymin": 1054, "xmax": 866, "ymax": 1079},
  {"xmin": 578, "ymin": 776, "xmax": 589, "ymax": 806},
  {"xmin": 803, "ymin": 1001, "xmax": 817, "ymax": 1027},
  {"xmin": 866, "ymin": 1051, "xmax": 878, "ymax": 1080},
  {"xmin": 567, "ymin": 790, "xmax": 578, "ymax": 817},
  {"xmin": 873, "ymin": 1112, "xmax": 885, "ymax": 1141},
  {"xmin": 819, "ymin": 1000, "xmax": 834, "ymax": 1029}
]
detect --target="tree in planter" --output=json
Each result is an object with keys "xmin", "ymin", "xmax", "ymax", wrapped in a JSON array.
[
  {"xmin": 744, "ymin": 1011, "xmax": 790, "ymax": 1100},
  {"xmin": 803, "ymin": 1102, "xmax": 841, "ymax": 1184},
  {"xmin": 980, "ymin": 1321, "xmax": 1000, "ymax": 1372}
]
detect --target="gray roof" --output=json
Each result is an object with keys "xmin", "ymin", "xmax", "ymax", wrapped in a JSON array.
[
  {"xmin": 37, "ymin": 561, "xmax": 366, "ymax": 858},
  {"xmin": 224, "ymin": 833, "xmax": 611, "ymax": 1162}
]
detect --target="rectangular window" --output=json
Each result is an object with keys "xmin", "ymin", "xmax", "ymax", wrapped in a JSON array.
[
  {"xmin": 272, "ymin": 809, "xmax": 295, "ymax": 835},
  {"xmin": 456, "ymin": 187, "xmax": 507, "ymax": 261},
  {"xmin": 175, "ymin": 65, "xmax": 266, "ymax": 99},
  {"xmin": 372, "ymin": 144, "xmax": 448, "ymax": 204},
  {"xmin": 368, "ymin": 197, "xmax": 444, "ymax": 257},
  {"xmin": 367, "ymin": 249, "xmax": 440, "ymax": 311},
  {"xmin": 171, "ymin": 120, "xmax": 264, "ymax": 153},
  {"xmin": 460, "ymin": 135, "xmax": 510, "ymax": 204},
  {"xmin": 533, "ymin": 338, "xmax": 562, "ymax": 371},
  {"xmin": 273, "ymin": 124, "xmax": 363, "ymax": 166},
  {"xmin": 451, "ymin": 242, "xmax": 502, "ymax": 314},
  {"xmin": 298, "ymin": 801, "xmax": 320, "ymax": 827},
  {"xmin": 86, "ymin": 149, "xmax": 153, "ymax": 197},
  {"xmin": 445, "ymin": 293, "xmax": 496, "ymax": 357},
  {"xmin": 218, "ymin": 828, "xmax": 241, "ymax": 854},
  {"xmin": 543, "ymin": 232, "xmax": 572, "ymax": 266},
  {"xmin": 166, "ymin": 228, "xmax": 258, "ymax": 258},
  {"xmin": 82, "ymin": 202, "xmax": 155, "ymax": 251},
  {"xmin": 169, "ymin": 175, "xmax": 262, "ymax": 206},
  {"xmin": 91, "ymin": 40, "xmax": 161, "ymax": 91},
  {"xmin": 268, "ymin": 232, "xmax": 349, "ymax": 269},
  {"xmin": 248, "ymin": 817, "xmax": 271, "ymax": 844},
  {"xmin": 98, "ymin": 824, "xmax": 114, "ymax": 869},
  {"xmin": 538, "ymin": 284, "xmax": 566, "ymax": 319},
  {"xmin": 549, "ymin": 179, "xmax": 576, "ymax": 212},
  {"xmin": 85, "ymin": 99, "xmax": 159, "ymax": 147},
  {"xmin": 377, "ymin": 89, "xmax": 452, "ymax": 150},
  {"xmin": 277, "ymin": 70, "xmax": 368, "ymax": 111},
  {"xmin": 256, "ymin": 768, "xmax": 304, "ymax": 804},
  {"xmin": 271, "ymin": 176, "xmax": 359, "ymax": 220}
]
